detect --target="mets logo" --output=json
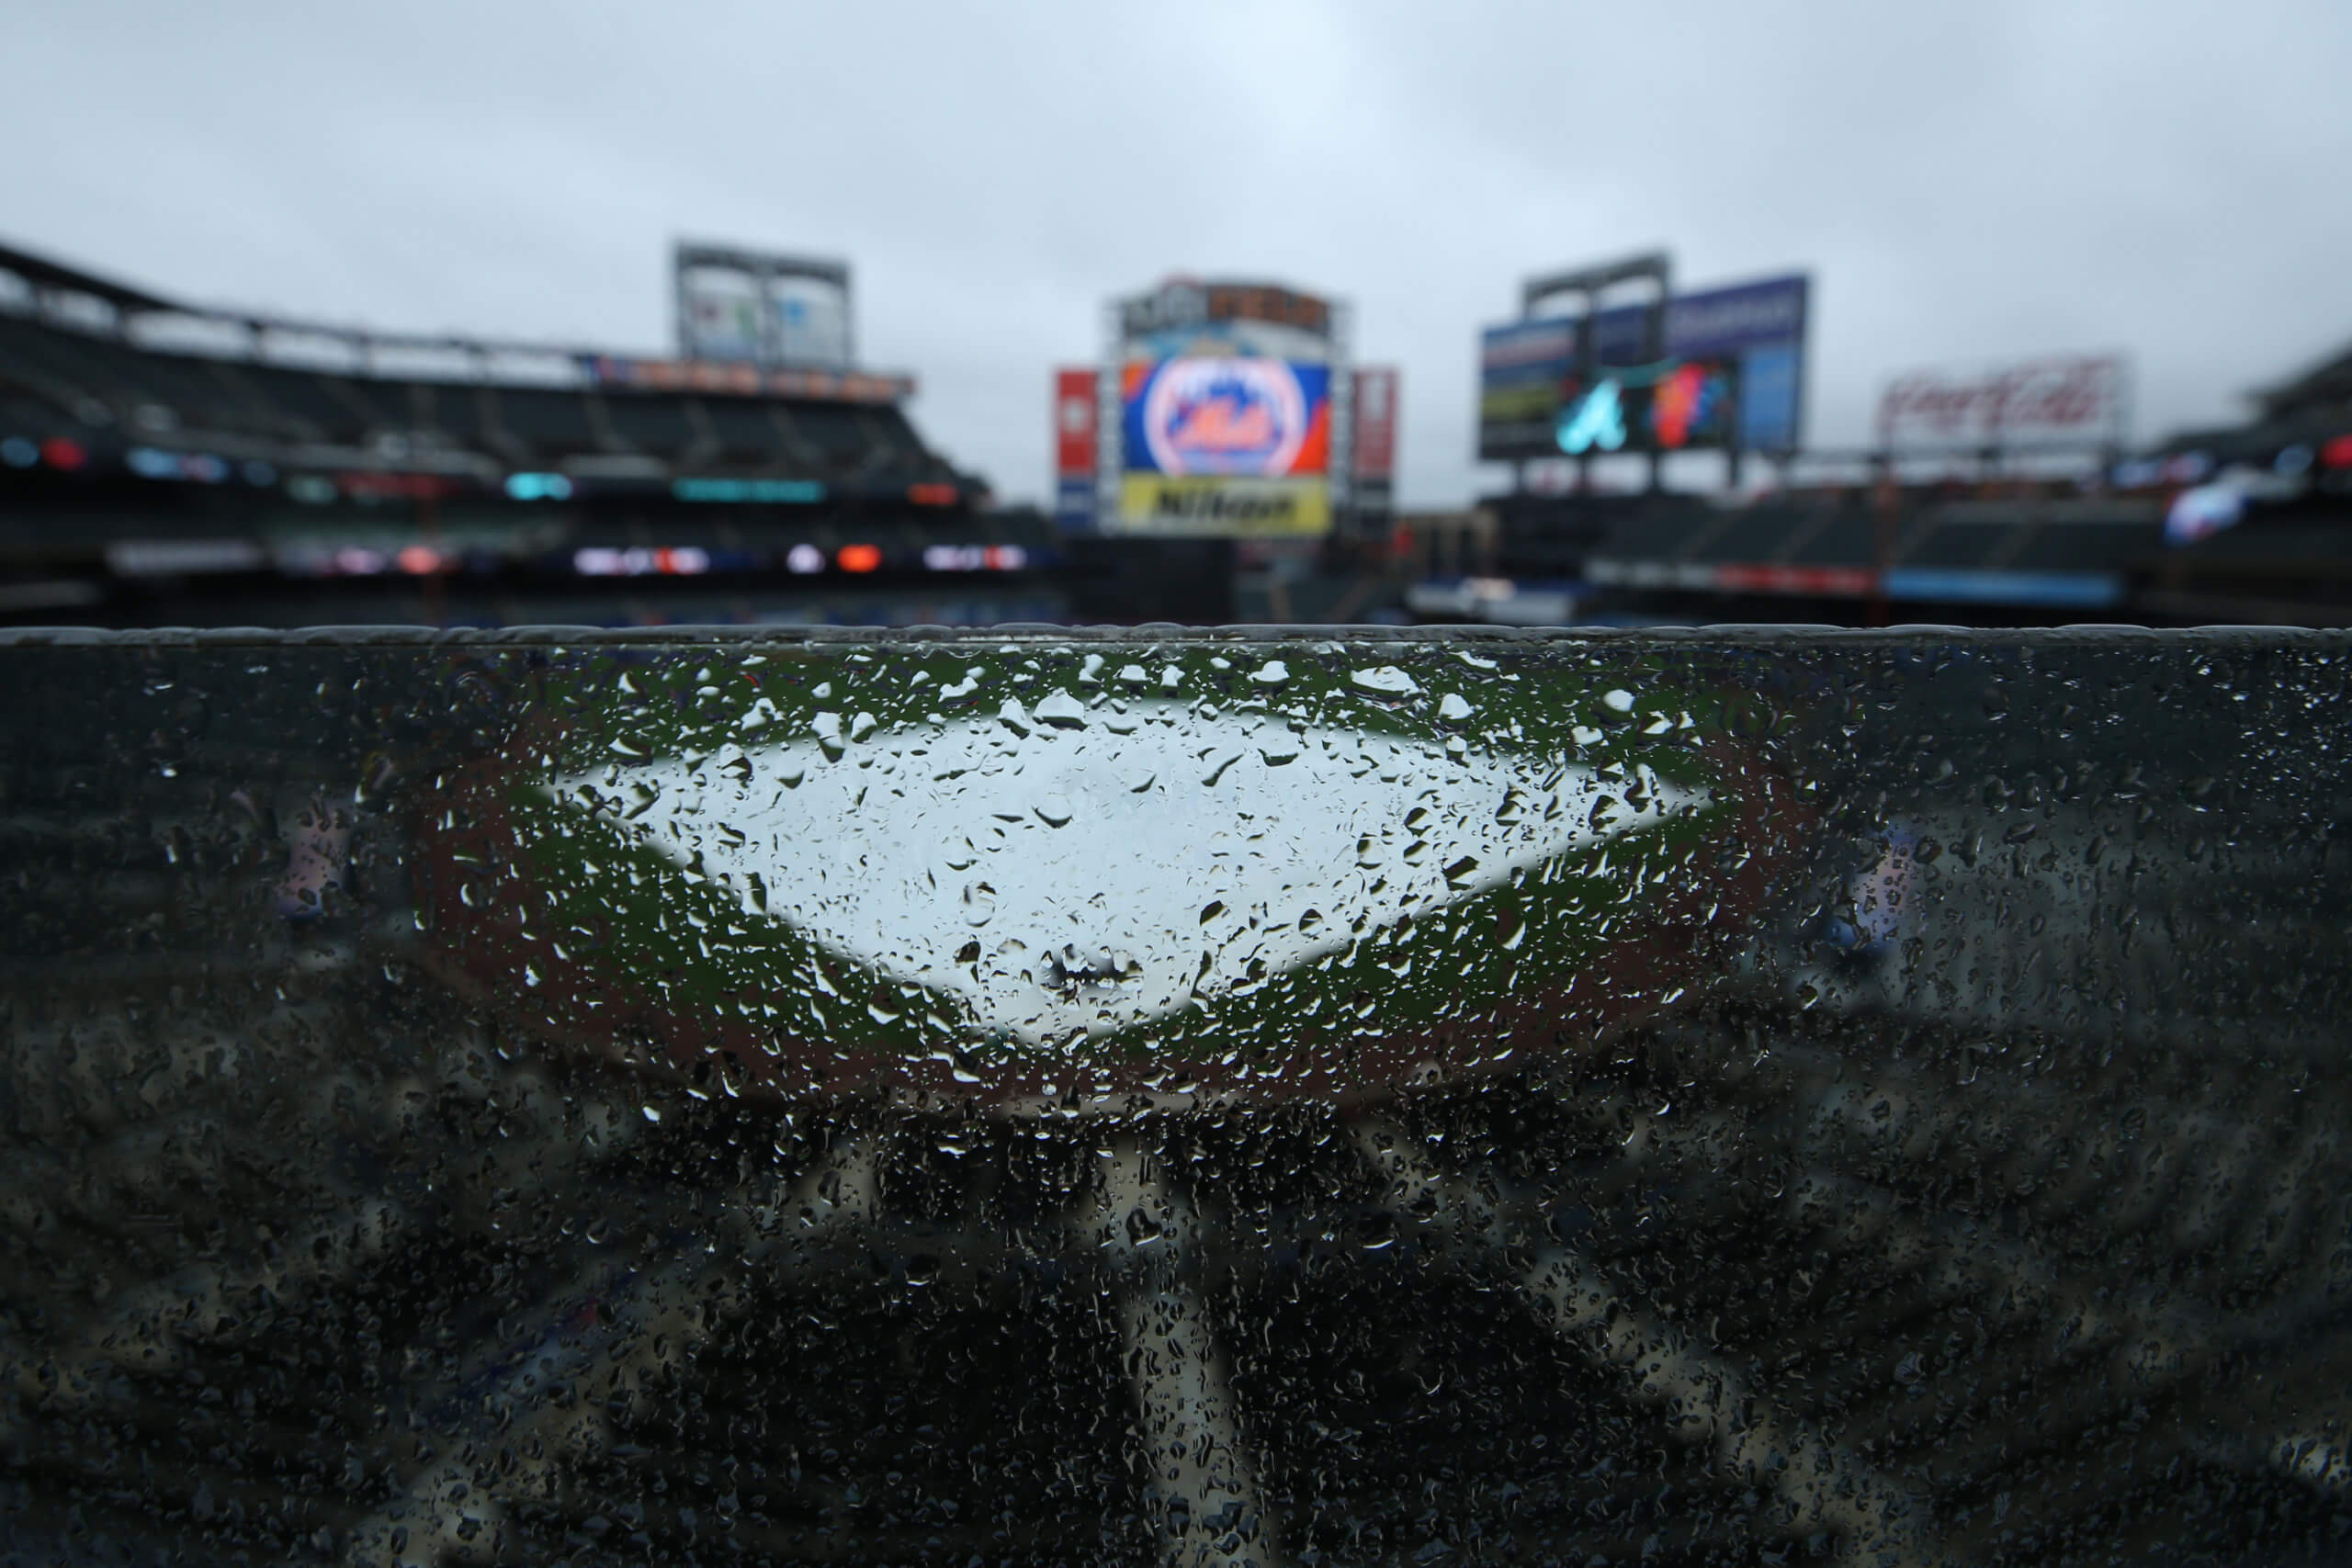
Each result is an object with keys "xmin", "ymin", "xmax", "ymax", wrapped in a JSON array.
[{"xmin": 1142, "ymin": 358, "xmax": 1307, "ymax": 476}]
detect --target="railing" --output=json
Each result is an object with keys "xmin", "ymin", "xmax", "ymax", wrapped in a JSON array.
[{"xmin": 3, "ymin": 625, "xmax": 2347, "ymax": 1566}]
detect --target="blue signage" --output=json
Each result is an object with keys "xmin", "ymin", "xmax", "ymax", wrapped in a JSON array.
[{"xmin": 1663, "ymin": 276, "xmax": 1809, "ymax": 357}]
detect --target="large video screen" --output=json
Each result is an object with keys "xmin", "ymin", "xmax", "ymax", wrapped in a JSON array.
[
  {"xmin": 1546, "ymin": 358, "xmax": 1743, "ymax": 457},
  {"xmin": 1114, "ymin": 357, "xmax": 1331, "ymax": 536},
  {"xmin": 1477, "ymin": 274, "xmax": 1808, "ymax": 462}
]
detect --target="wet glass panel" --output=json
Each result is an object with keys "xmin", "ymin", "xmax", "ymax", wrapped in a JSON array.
[{"xmin": 3, "ymin": 626, "xmax": 2348, "ymax": 1566}]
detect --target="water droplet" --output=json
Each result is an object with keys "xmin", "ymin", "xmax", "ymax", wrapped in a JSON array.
[
  {"xmin": 1352, "ymin": 665, "xmax": 1419, "ymax": 695},
  {"xmin": 1034, "ymin": 690, "xmax": 1087, "ymax": 728}
]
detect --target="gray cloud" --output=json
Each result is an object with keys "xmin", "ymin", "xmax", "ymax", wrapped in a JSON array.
[{"xmin": 5, "ymin": 0, "xmax": 2346, "ymax": 507}]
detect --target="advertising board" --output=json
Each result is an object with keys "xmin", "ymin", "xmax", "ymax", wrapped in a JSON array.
[
  {"xmin": 1115, "ymin": 277, "xmax": 1337, "ymax": 370},
  {"xmin": 1120, "ymin": 281, "xmax": 1331, "ymax": 349},
  {"xmin": 1053, "ymin": 367, "xmax": 1098, "ymax": 530},
  {"xmin": 1351, "ymin": 367, "xmax": 1398, "ymax": 522},
  {"xmin": 1477, "ymin": 318, "xmax": 1578, "ymax": 460},
  {"xmin": 1351, "ymin": 367, "xmax": 1398, "ymax": 475},
  {"xmin": 1876, "ymin": 355, "xmax": 2128, "ymax": 453},
  {"xmin": 1055, "ymin": 367, "xmax": 1098, "ymax": 478},
  {"xmin": 770, "ymin": 275, "xmax": 851, "ymax": 370},
  {"xmin": 1115, "ymin": 356, "xmax": 1331, "ymax": 536},
  {"xmin": 1477, "ymin": 274, "xmax": 1808, "ymax": 461},
  {"xmin": 581, "ymin": 355, "xmax": 909, "ymax": 405},
  {"xmin": 674, "ymin": 243, "xmax": 854, "ymax": 372},
  {"xmin": 677, "ymin": 266, "xmax": 765, "ymax": 363}
]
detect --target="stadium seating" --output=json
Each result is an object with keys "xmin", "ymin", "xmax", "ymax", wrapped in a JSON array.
[
  {"xmin": 1781, "ymin": 509, "xmax": 1877, "ymax": 564},
  {"xmin": 789, "ymin": 401, "xmax": 876, "ymax": 472},
  {"xmin": 486, "ymin": 387, "xmax": 603, "ymax": 460},
  {"xmin": 699, "ymin": 397, "xmax": 797, "ymax": 466},
  {"xmin": 605, "ymin": 392, "xmax": 703, "ymax": 460},
  {"xmin": 0, "ymin": 292, "xmax": 959, "ymax": 489}
]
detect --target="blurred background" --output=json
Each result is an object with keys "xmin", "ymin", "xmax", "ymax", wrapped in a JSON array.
[{"xmin": 2, "ymin": 0, "xmax": 2347, "ymax": 631}]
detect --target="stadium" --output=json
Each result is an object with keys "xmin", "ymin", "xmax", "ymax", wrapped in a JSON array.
[
  {"xmin": 7, "ymin": 6, "xmax": 2352, "ymax": 1562},
  {"xmin": 0, "ymin": 238, "xmax": 1089, "ymax": 629},
  {"xmin": 7, "ymin": 231, "xmax": 2350, "ymax": 635},
  {"xmin": 1441, "ymin": 254, "xmax": 2352, "ymax": 631},
  {"xmin": 2, "ymin": 233, "xmax": 2351, "ymax": 1568}
]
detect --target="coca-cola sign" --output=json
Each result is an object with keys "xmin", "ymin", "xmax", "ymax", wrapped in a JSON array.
[{"xmin": 1876, "ymin": 355, "xmax": 2127, "ymax": 451}]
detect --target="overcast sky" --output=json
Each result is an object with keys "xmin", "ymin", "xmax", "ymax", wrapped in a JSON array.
[{"xmin": 6, "ymin": 0, "xmax": 2347, "ymax": 508}]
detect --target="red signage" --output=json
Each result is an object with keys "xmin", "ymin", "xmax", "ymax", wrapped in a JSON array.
[
  {"xmin": 336, "ymin": 471, "xmax": 462, "ymax": 502},
  {"xmin": 1876, "ymin": 356, "xmax": 2126, "ymax": 452},
  {"xmin": 1713, "ymin": 562, "xmax": 1876, "ymax": 597},
  {"xmin": 1351, "ymin": 367, "xmax": 1398, "ymax": 479},
  {"xmin": 1054, "ymin": 368, "xmax": 1097, "ymax": 479}
]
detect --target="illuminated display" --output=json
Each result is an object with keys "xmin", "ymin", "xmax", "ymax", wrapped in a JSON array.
[
  {"xmin": 574, "ymin": 547, "xmax": 711, "ymax": 577},
  {"xmin": 1550, "ymin": 359, "xmax": 1736, "ymax": 457},
  {"xmin": 673, "ymin": 478, "xmax": 827, "ymax": 503},
  {"xmin": 1651, "ymin": 362, "xmax": 1727, "ymax": 448},
  {"xmin": 1556, "ymin": 380, "xmax": 1628, "ymax": 455},
  {"xmin": 1124, "ymin": 358, "xmax": 1329, "ymax": 478},
  {"xmin": 835, "ymin": 544, "xmax": 883, "ymax": 573},
  {"xmin": 1480, "ymin": 273, "xmax": 1807, "ymax": 460},
  {"xmin": 1114, "ymin": 355, "xmax": 1331, "ymax": 537},
  {"xmin": 922, "ymin": 545, "xmax": 1029, "ymax": 572},
  {"xmin": 505, "ymin": 472, "xmax": 574, "ymax": 502},
  {"xmin": 129, "ymin": 447, "xmax": 239, "ymax": 482}
]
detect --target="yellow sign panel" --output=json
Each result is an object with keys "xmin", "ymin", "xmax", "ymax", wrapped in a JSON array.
[{"xmin": 1114, "ymin": 476, "xmax": 1330, "ymax": 537}]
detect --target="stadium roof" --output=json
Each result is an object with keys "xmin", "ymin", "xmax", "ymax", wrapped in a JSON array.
[
  {"xmin": 0, "ymin": 239, "xmax": 914, "ymax": 404},
  {"xmin": 2253, "ymin": 337, "xmax": 2352, "ymax": 421},
  {"xmin": 0, "ymin": 237, "xmax": 177, "ymax": 316}
]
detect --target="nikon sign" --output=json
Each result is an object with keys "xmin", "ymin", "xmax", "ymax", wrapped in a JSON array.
[{"xmin": 1115, "ymin": 474, "xmax": 1331, "ymax": 536}]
